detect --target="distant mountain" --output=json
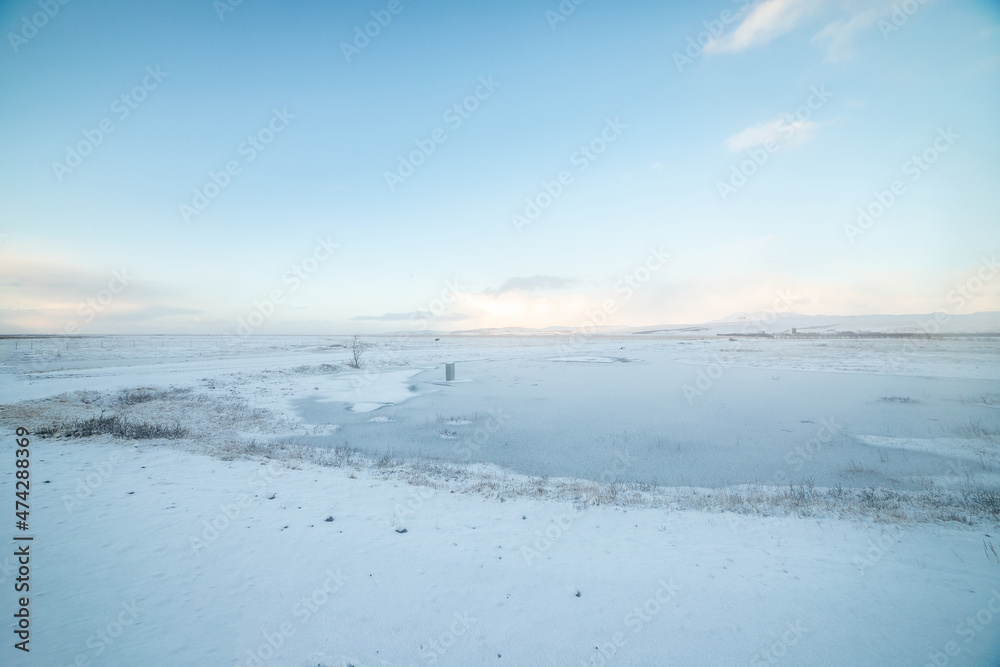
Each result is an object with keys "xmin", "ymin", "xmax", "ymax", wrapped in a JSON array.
[
  {"xmin": 387, "ymin": 311, "xmax": 1000, "ymax": 336},
  {"xmin": 636, "ymin": 311, "xmax": 1000, "ymax": 335}
]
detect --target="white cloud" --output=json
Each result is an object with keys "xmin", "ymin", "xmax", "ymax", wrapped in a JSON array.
[
  {"xmin": 811, "ymin": 8, "xmax": 878, "ymax": 62},
  {"xmin": 0, "ymin": 254, "xmax": 212, "ymax": 334},
  {"xmin": 351, "ymin": 311, "xmax": 469, "ymax": 322},
  {"xmin": 724, "ymin": 117, "xmax": 817, "ymax": 153},
  {"xmin": 705, "ymin": 0, "xmax": 828, "ymax": 54},
  {"xmin": 493, "ymin": 275, "xmax": 576, "ymax": 294}
]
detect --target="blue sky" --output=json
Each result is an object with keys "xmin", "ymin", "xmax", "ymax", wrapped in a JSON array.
[{"xmin": 1, "ymin": 0, "xmax": 998, "ymax": 334}]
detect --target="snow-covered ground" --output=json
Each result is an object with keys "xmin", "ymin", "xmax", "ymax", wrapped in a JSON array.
[{"xmin": 1, "ymin": 334, "xmax": 999, "ymax": 666}]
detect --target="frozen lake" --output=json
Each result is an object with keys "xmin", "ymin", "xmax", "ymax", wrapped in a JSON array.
[
  {"xmin": 291, "ymin": 340, "xmax": 1000, "ymax": 490},
  {"xmin": 2, "ymin": 333, "xmax": 998, "ymax": 492}
]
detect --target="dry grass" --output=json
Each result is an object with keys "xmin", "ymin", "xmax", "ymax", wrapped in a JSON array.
[
  {"xmin": 292, "ymin": 363, "xmax": 341, "ymax": 375},
  {"xmin": 844, "ymin": 460, "xmax": 878, "ymax": 475},
  {"xmin": 960, "ymin": 419, "xmax": 1000, "ymax": 441},
  {"xmin": 6, "ymin": 384, "xmax": 1000, "ymax": 528},
  {"xmin": 878, "ymin": 396, "xmax": 919, "ymax": 404},
  {"xmin": 116, "ymin": 387, "xmax": 192, "ymax": 407},
  {"xmin": 47, "ymin": 413, "xmax": 188, "ymax": 440},
  {"xmin": 6, "ymin": 384, "xmax": 293, "ymax": 445},
  {"xmin": 964, "ymin": 394, "xmax": 1000, "ymax": 408}
]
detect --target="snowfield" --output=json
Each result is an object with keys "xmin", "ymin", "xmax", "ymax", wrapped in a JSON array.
[{"xmin": 1, "ymin": 334, "xmax": 999, "ymax": 666}]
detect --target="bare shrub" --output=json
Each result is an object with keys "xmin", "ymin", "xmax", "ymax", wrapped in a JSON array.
[
  {"xmin": 376, "ymin": 453, "xmax": 403, "ymax": 468},
  {"xmin": 331, "ymin": 443, "xmax": 361, "ymax": 467},
  {"xmin": 59, "ymin": 413, "xmax": 188, "ymax": 440},
  {"xmin": 347, "ymin": 334, "xmax": 366, "ymax": 369}
]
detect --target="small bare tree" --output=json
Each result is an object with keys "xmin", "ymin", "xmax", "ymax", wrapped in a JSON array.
[{"xmin": 348, "ymin": 334, "xmax": 366, "ymax": 369}]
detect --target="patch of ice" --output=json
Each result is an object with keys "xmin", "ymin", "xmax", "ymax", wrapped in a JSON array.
[
  {"xmin": 547, "ymin": 356, "xmax": 632, "ymax": 363},
  {"xmin": 311, "ymin": 368, "xmax": 426, "ymax": 412},
  {"xmin": 856, "ymin": 434, "xmax": 998, "ymax": 464},
  {"xmin": 350, "ymin": 402, "xmax": 391, "ymax": 413}
]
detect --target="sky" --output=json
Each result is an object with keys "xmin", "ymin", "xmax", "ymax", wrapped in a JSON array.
[{"xmin": 0, "ymin": 0, "xmax": 998, "ymax": 335}]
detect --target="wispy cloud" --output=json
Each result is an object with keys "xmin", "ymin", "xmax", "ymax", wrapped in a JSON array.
[
  {"xmin": 706, "ymin": 0, "xmax": 827, "ymax": 54},
  {"xmin": 0, "ymin": 255, "xmax": 214, "ymax": 333},
  {"xmin": 491, "ymin": 275, "xmax": 576, "ymax": 294},
  {"xmin": 725, "ymin": 117, "xmax": 816, "ymax": 153},
  {"xmin": 350, "ymin": 311, "xmax": 469, "ymax": 322},
  {"xmin": 811, "ymin": 8, "xmax": 878, "ymax": 62}
]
